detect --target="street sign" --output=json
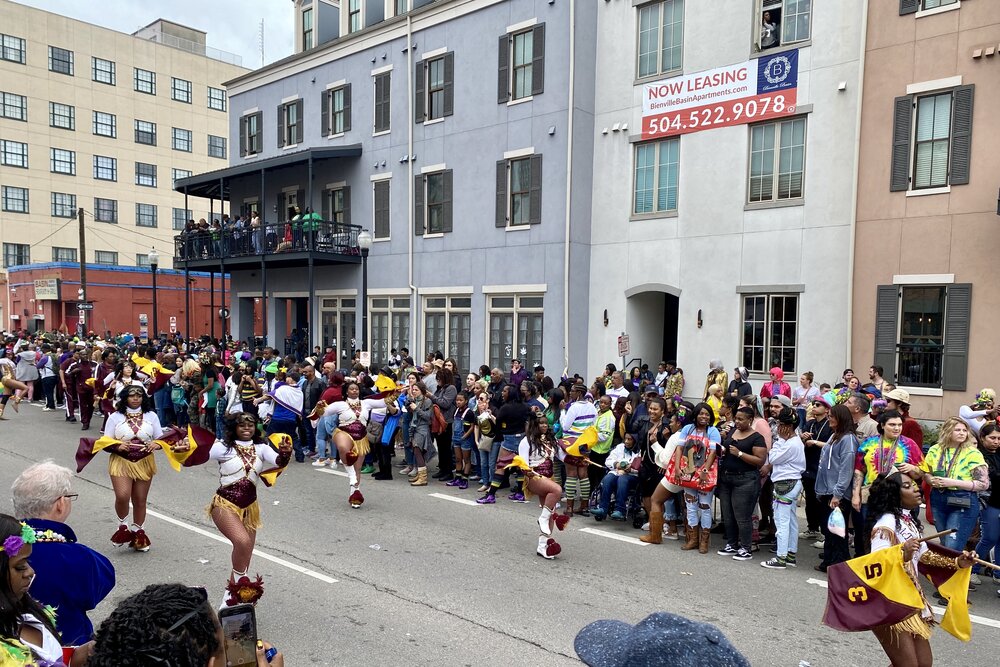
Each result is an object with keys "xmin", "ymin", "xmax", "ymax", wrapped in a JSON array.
[
  {"xmin": 139, "ymin": 327, "xmax": 148, "ymax": 343},
  {"xmin": 139, "ymin": 313, "xmax": 148, "ymax": 326},
  {"xmin": 359, "ymin": 351, "xmax": 371, "ymax": 368},
  {"xmin": 617, "ymin": 334, "xmax": 630, "ymax": 358},
  {"xmin": 169, "ymin": 316, "xmax": 177, "ymax": 334},
  {"xmin": 77, "ymin": 302, "xmax": 94, "ymax": 311},
  {"xmin": 78, "ymin": 311, "xmax": 86, "ymax": 324}
]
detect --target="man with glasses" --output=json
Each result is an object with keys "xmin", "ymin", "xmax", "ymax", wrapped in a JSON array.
[{"xmin": 11, "ymin": 460, "xmax": 115, "ymax": 646}]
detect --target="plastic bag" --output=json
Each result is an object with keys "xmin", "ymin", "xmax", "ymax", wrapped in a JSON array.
[{"xmin": 827, "ymin": 506, "xmax": 846, "ymax": 538}]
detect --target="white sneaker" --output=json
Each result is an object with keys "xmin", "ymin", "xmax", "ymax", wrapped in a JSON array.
[
  {"xmin": 812, "ymin": 540, "xmax": 825, "ymax": 549},
  {"xmin": 970, "ymin": 573, "xmax": 982, "ymax": 586},
  {"xmin": 42, "ymin": 407, "xmax": 52, "ymax": 411},
  {"xmin": 311, "ymin": 459, "xmax": 329, "ymax": 467},
  {"xmin": 641, "ymin": 522, "xmax": 650, "ymax": 531}
]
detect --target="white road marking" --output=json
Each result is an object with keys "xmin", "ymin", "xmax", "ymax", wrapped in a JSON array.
[
  {"xmin": 315, "ymin": 467, "xmax": 349, "ymax": 478},
  {"xmin": 146, "ymin": 509, "xmax": 338, "ymax": 584},
  {"xmin": 578, "ymin": 527, "xmax": 650, "ymax": 546},
  {"xmin": 806, "ymin": 577, "xmax": 1000, "ymax": 630},
  {"xmin": 428, "ymin": 492, "xmax": 481, "ymax": 507}
]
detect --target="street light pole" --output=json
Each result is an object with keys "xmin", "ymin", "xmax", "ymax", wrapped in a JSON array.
[
  {"xmin": 149, "ymin": 247, "xmax": 159, "ymax": 341},
  {"xmin": 357, "ymin": 229, "xmax": 373, "ymax": 361}
]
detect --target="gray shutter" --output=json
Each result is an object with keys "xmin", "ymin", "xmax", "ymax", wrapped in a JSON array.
[
  {"xmin": 239, "ymin": 117, "xmax": 247, "ymax": 157},
  {"xmin": 528, "ymin": 154, "xmax": 542, "ymax": 225},
  {"xmin": 941, "ymin": 283, "xmax": 972, "ymax": 392},
  {"xmin": 496, "ymin": 160, "xmax": 508, "ymax": 227},
  {"xmin": 414, "ymin": 174, "xmax": 425, "ymax": 235},
  {"xmin": 374, "ymin": 180, "xmax": 390, "ymax": 238},
  {"xmin": 321, "ymin": 90, "xmax": 330, "ymax": 137},
  {"xmin": 441, "ymin": 170, "xmax": 453, "ymax": 233},
  {"xmin": 321, "ymin": 189, "xmax": 331, "ymax": 221},
  {"xmin": 889, "ymin": 96, "xmax": 912, "ymax": 192},
  {"xmin": 343, "ymin": 84, "xmax": 352, "ymax": 133},
  {"xmin": 531, "ymin": 24, "xmax": 545, "ymax": 96},
  {"xmin": 277, "ymin": 104, "xmax": 286, "ymax": 148},
  {"xmin": 342, "ymin": 186, "xmax": 351, "ymax": 225},
  {"xmin": 294, "ymin": 100, "xmax": 304, "ymax": 143},
  {"xmin": 899, "ymin": 0, "xmax": 919, "ymax": 15},
  {"xmin": 254, "ymin": 112, "xmax": 262, "ymax": 152},
  {"xmin": 873, "ymin": 285, "xmax": 900, "ymax": 382},
  {"xmin": 415, "ymin": 60, "xmax": 425, "ymax": 123},
  {"xmin": 277, "ymin": 192, "xmax": 286, "ymax": 221},
  {"xmin": 497, "ymin": 34, "xmax": 510, "ymax": 103},
  {"xmin": 442, "ymin": 53, "xmax": 454, "ymax": 118},
  {"xmin": 948, "ymin": 85, "xmax": 974, "ymax": 186}
]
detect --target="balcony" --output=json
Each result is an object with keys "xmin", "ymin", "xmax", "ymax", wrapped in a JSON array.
[
  {"xmin": 174, "ymin": 220, "xmax": 363, "ymax": 270},
  {"xmin": 896, "ymin": 342, "xmax": 943, "ymax": 388}
]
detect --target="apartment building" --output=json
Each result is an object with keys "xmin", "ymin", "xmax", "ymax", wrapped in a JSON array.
[
  {"xmin": 0, "ymin": 0, "xmax": 247, "ymax": 280},
  {"xmin": 851, "ymin": 0, "xmax": 997, "ymax": 420}
]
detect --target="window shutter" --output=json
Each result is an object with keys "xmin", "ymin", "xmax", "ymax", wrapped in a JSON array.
[
  {"xmin": 342, "ymin": 186, "xmax": 351, "ymax": 225},
  {"xmin": 415, "ymin": 60, "xmax": 426, "ymax": 123},
  {"xmin": 497, "ymin": 35, "xmax": 510, "ymax": 103},
  {"xmin": 277, "ymin": 192, "xmax": 286, "ymax": 221},
  {"xmin": 899, "ymin": 0, "xmax": 919, "ymax": 15},
  {"xmin": 528, "ymin": 154, "xmax": 542, "ymax": 225},
  {"xmin": 441, "ymin": 170, "xmax": 453, "ymax": 233},
  {"xmin": 941, "ymin": 283, "xmax": 972, "ymax": 392},
  {"xmin": 531, "ymin": 24, "xmax": 545, "ymax": 96},
  {"xmin": 239, "ymin": 117, "xmax": 247, "ymax": 157},
  {"xmin": 321, "ymin": 189, "xmax": 331, "ymax": 221},
  {"xmin": 374, "ymin": 180, "xmax": 390, "ymax": 238},
  {"xmin": 254, "ymin": 112, "xmax": 262, "ymax": 152},
  {"xmin": 343, "ymin": 84, "xmax": 352, "ymax": 133},
  {"xmin": 948, "ymin": 85, "xmax": 974, "ymax": 186},
  {"xmin": 889, "ymin": 96, "xmax": 912, "ymax": 192},
  {"xmin": 294, "ymin": 100, "xmax": 304, "ymax": 143},
  {"xmin": 321, "ymin": 90, "xmax": 330, "ymax": 137},
  {"xmin": 277, "ymin": 104, "xmax": 286, "ymax": 148},
  {"xmin": 414, "ymin": 174, "xmax": 425, "ymax": 235},
  {"xmin": 496, "ymin": 160, "xmax": 508, "ymax": 227},
  {"xmin": 442, "ymin": 53, "xmax": 454, "ymax": 118},
  {"xmin": 873, "ymin": 285, "xmax": 900, "ymax": 382}
]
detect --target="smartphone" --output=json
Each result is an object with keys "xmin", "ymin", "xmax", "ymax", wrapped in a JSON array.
[{"xmin": 218, "ymin": 604, "xmax": 258, "ymax": 667}]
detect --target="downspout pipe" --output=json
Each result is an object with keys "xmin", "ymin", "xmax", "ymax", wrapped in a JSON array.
[
  {"xmin": 562, "ymin": 0, "xmax": 576, "ymax": 377},
  {"xmin": 845, "ymin": 0, "xmax": 869, "ymax": 370},
  {"xmin": 406, "ymin": 14, "xmax": 418, "ymax": 357}
]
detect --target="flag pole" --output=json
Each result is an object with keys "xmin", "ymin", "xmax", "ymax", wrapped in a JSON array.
[{"xmin": 917, "ymin": 528, "xmax": 1000, "ymax": 571}]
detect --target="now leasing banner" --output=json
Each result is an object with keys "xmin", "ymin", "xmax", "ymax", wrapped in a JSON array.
[{"xmin": 642, "ymin": 49, "xmax": 799, "ymax": 139}]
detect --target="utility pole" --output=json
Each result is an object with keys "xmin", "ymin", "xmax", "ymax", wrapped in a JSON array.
[{"xmin": 77, "ymin": 207, "xmax": 87, "ymax": 335}]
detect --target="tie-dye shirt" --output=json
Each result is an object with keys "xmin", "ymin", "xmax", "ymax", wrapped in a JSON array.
[
  {"xmin": 919, "ymin": 444, "xmax": 986, "ymax": 484},
  {"xmin": 855, "ymin": 435, "xmax": 923, "ymax": 486}
]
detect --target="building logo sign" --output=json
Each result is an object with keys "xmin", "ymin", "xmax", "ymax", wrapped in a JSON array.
[
  {"xmin": 641, "ymin": 49, "xmax": 799, "ymax": 139},
  {"xmin": 33, "ymin": 279, "xmax": 60, "ymax": 300}
]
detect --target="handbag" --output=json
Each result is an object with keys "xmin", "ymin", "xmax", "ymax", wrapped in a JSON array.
[
  {"xmin": 366, "ymin": 419, "xmax": 385, "ymax": 445},
  {"xmin": 665, "ymin": 453, "xmax": 717, "ymax": 491},
  {"xmin": 944, "ymin": 492, "xmax": 972, "ymax": 509},
  {"xmin": 430, "ymin": 404, "xmax": 447, "ymax": 435}
]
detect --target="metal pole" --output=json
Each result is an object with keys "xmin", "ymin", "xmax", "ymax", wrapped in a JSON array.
[
  {"xmin": 151, "ymin": 261, "xmax": 158, "ymax": 337},
  {"xmin": 261, "ymin": 257, "xmax": 267, "ymax": 348},
  {"xmin": 361, "ymin": 248, "xmax": 369, "ymax": 352},
  {"xmin": 220, "ymin": 256, "xmax": 226, "ymax": 341},
  {"xmin": 308, "ymin": 257, "xmax": 314, "ymax": 356},
  {"xmin": 77, "ymin": 207, "xmax": 87, "ymax": 334},
  {"xmin": 184, "ymin": 188, "xmax": 190, "ymax": 346},
  {"xmin": 210, "ymin": 270, "xmax": 215, "ymax": 341}
]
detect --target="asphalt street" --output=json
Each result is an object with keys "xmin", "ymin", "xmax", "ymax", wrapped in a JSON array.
[{"xmin": 1, "ymin": 403, "xmax": 998, "ymax": 666}]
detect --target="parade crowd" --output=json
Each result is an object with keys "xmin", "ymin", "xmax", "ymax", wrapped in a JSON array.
[{"xmin": 2, "ymin": 328, "xmax": 998, "ymax": 665}]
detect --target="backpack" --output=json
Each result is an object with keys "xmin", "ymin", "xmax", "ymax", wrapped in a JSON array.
[
  {"xmin": 171, "ymin": 384, "xmax": 187, "ymax": 407},
  {"xmin": 431, "ymin": 404, "xmax": 447, "ymax": 435}
]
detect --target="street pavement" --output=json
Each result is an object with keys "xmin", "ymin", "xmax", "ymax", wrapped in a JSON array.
[{"xmin": 1, "ymin": 403, "xmax": 998, "ymax": 666}]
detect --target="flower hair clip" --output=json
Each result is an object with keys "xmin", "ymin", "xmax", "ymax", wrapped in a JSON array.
[{"xmin": 3, "ymin": 522, "xmax": 37, "ymax": 558}]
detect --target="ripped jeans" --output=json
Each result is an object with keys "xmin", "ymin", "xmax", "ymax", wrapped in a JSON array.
[{"xmin": 685, "ymin": 489, "xmax": 714, "ymax": 529}]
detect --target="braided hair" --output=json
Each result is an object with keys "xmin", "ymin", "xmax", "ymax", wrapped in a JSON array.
[
  {"xmin": 0, "ymin": 514, "xmax": 60, "ymax": 642},
  {"xmin": 87, "ymin": 583, "xmax": 220, "ymax": 667}
]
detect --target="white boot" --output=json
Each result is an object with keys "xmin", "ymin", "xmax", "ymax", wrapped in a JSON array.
[{"xmin": 538, "ymin": 506, "xmax": 553, "ymax": 536}]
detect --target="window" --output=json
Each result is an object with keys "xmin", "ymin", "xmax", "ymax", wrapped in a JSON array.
[
  {"xmin": 415, "ymin": 170, "xmax": 453, "ymax": 235},
  {"xmin": 2, "ymin": 243, "xmax": 29, "ymax": 268},
  {"xmin": 94, "ymin": 250, "xmax": 118, "ymax": 265},
  {"xmin": 741, "ymin": 294, "xmax": 797, "ymax": 373},
  {"xmin": 92, "ymin": 111, "xmax": 116, "ymax": 138},
  {"xmin": 416, "ymin": 53, "xmax": 454, "ymax": 122},
  {"xmin": 499, "ymin": 25, "xmax": 547, "ymax": 102},
  {"xmin": 172, "ymin": 168, "xmax": 192, "ymax": 182},
  {"xmin": 92, "ymin": 57, "xmax": 115, "ymax": 85},
  {"xmin": 208, "ymin": 86, "xmax": 227, "ymax": 111},
  {"xmin": 208, "ymin": 135, "xmax": 227, "ymax": 159},
  {"xmin": 348, "ymin": 0, "xmax": 362, "ymax": 33},
  {"xmin": 370, "ymin": 296, "xmax": 410, "ymax": 367},
  {"xmin": 373, "ymin": 180, "xmax": 390, "ymax": 239},
  {"xmin": 52, "ymin": 247, "xmax": 77, "ymax": 262},
  {"xmin": 240, "ymin": 111, "xmax": 263, "ymax": 156},
  {"xmin": 49, "ymin": 102, "xmax": 75, "ymax": 130},
  {"xmin": 424, "ymin": 296, "xmax": 471, "ymax": 372},
  {"xmin": 496, "ymin": 155, "xmax": 542, "ymax": 227},
  {"xmin": 2, "ymin": 186, "xmax": 28, "ymax": 213},
  {"xmin": 136, "ymin": 203, "xmax": 157, "ymax": 227},
  {"xmin": 374, "ymin": 73, "xmax": 390, "ymax": 133},
  {"xmin": 748, "ymin": 117, "xmax": 805, "ymax": 203},
  {"xmin": 1, "ymin": 140, "xmax": 27, "ymax": 168},
  {"xmin": 637, "ymin": 0, "xmax": 684, "ymax": 79},
  {"xmin": 134, "ymin": 67, "xmax": 156, "ymax": 94},
  {"xmin": 919, "ymin": 0, "xmax": 958, "ymax": 10},
  {"xmin": 891, "ymin": 86, "xmax": 975, "ymax": 192},
  {"xmin": 633, "ymin": 138, "xmax": 679, "ymax": 214},
  {"xmin": 94, "ymin": 198, "xmax": 118, "ymax": 223},
  {"xmin": 171, "ymin": 77, "xmax": 192, "ymax": 103},
  {"xmin": 323, "ymin": 187, "xmax": 350, "ymax": 224},
  {"xmin": 426, "ymin": 57, "xmax": 447, "ymax": 121},
  {"xmin": 488, "ymin": 295, "xmax": 544, "ymax": 370},
  {"xmin": 93, "ymin": 155, "xmax": 117, "ymax": 181},
  {"xmin": 51, "ymin": 193, "xmax": 76, "ymax": 218},
  {"xmin": 135, "ymin": 162, "xmax": 157, "ymax": 187},
  {"xmin": 302, "ymin": 7, "xmax": 314, "ymax": 50},
  {"xmin": 755, "ymin": 0, "xmax": 811, "ymax": 52},
  {"xmin": 320, "ymin": 297, "xmax": 356, "ymax": 357},
  {"xmin": 135, "ymin": 120, "xmax": 156, "ymax": 145},
  {"xmin": 1, "ymin": 92, "xmax": 26, "ymax": 121},
  {"xmin": 323, "ymin": 85, "xmax": 351, "ymax": 136},
  {"xmin": 1, "ymin": 34, "xmax": 26, "ymax": 64},
  {"xmin": 50, "ymin": 148, "xmax": 76, "ymax": 175},
  {"xmin": 172, "ymin": 127, "xmax": 192, "ymax": 152},
  {"xmin": 393, "ymin": 0, "xmax": 409, "ymax": 17},
  {"xmin": 136, "ymin": 253, "xmax": 151, "ymax": 268},
  {"xmin": 173, "ymin": 207, "xmax": 192, "ymax": 230},
  {"xmin": 913, "ymin": 92, "xmax": 951, "ymax": 189},
  {"xmin": 48, "ymin": 46, "xmax": 74, "ymax": 75},
  {"xmin": 278, "ymin": 100, "xmax": 303, "ymax": 147}
]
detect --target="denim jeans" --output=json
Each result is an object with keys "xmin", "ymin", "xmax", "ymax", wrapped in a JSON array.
[
  {"xmin": 718, "ymin": 470, "xmax": 759, "ymax": 549},
  {"xmin": 301, "ymin": 419, "xmax": 317, "ymax": 454},
  {"xmin": 153, "ymin": 386, "xmax": 174, "ymax": 427},
  {"xmin": 482, "ymin": 439, "xmax": 502, "ymax": 487},
  {"xmin": 772, "ymin": 479, "xmax": 802, "ymax": 558},
  {"xmin": 599, "ymin": 473, "xmax": 638, "ymax": 513},
  {"xmin": 41, "ymin": 376, "xmax": 57, "ymax": 410},
  {"xmin": 930, "ymin": 489, "xmax": 980, "ymax": 551},
  {"xmin": 315, "ymin": 414, "xmax": 339, "ymax": 459},
  {"xmin": 684, "ymin": 489, "xmax": 714, "ymax": 529},
  {"xmin": 974, "ymin": 504, "xmax": 1000, "ymax": 574},
  {"xmin": 215, "ymin": 408, "xmax": 226, "ymax": 439},
  {"xmin": 267, "ymin": 418, "xmax": 301, "ymax": 460}
]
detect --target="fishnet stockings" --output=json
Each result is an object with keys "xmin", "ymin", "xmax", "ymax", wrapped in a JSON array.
[{"xmin": 211, "ymin": 506, "xmax": 256, "ymax": 573}]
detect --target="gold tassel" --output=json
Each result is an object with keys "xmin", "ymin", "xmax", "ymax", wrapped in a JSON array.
[
  {"xmin": 207, "ymin": 495, "xmax": 262, "ymax": 531},
  {"xmin": 108, "ymin": 453, "xmax": 157, "ymax": 481}
]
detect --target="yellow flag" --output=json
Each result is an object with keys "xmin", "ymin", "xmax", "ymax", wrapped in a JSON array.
[{"xmin": 936, "ymin": 559, "xmax": 972, "ymax": 641}]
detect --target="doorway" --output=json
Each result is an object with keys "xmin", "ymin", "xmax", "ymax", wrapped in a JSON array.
[{"xmin": 625, "ymin": 287, "xmax": 680, "ymax": 368}]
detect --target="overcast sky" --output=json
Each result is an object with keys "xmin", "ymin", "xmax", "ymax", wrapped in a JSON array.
[{"xmin": 15, "ymin": 0, "xmax": 294, "ymax": 69}]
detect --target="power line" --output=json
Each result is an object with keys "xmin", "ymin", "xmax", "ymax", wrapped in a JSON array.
[{"xmin": 26, "ymin": 216, "xmax": 77, "ymax": 249}]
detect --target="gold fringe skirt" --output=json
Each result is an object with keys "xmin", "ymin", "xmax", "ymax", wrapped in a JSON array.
[
  {"xmin": 876, "ymin": 613, "xmax": 933, "ymax": 643},
  {"xmin": 108, "ymin": 453, "xmax": 157, "ymax": 481},
  {"xmin": 335, "ymin": 429, "xmax": 370, "ymax": 458},
  {"xmin": 207, "ymin": 494, "xmax": 262, "ymax": 532}
]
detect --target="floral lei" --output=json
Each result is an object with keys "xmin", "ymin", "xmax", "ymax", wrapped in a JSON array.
[{"xmin": 2, "ymin": 522, "xmax": 36, "ymax": 558}]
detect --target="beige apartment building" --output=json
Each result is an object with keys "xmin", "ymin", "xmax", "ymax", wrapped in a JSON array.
[
  {"xmin": 852, "ymin": 0, "xmax": 997, "ymax": 421},
  {"xmin": 0, "ymin": 1, "xmax": 247, "ymax": 274}
]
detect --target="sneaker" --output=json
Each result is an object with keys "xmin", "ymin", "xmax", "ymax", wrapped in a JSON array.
[
  {"xmin": 311, "ymin": 459, "xmax": 330, "ymax": 467},
  {"xmin": 717, "ymin": 544, "xmax": 738, "ymax": 556},
  {"xmin": 970, "ymin": 573, "xmax": 982, "ymax": 586},
  {"xmin": 786, "ymin": 553, "xmax": 797, "ymax": 567},
  {"xmin": 761, "ymin": 556, "xmax": 787, "ymax": 569},
  {"xmin": 811, "ymin": 540, "xmax": 825, "ymax": 549},
  {"xmin": 477, "ymin": 485, "xmax": 488, "ymax": 493},
  {"xmin": 360, "ymin": 464, "xmax": 376, "ymax": 474},
  {"xmin": 799, "ymin": 530, "xmax": 819, "ymax": 539},
  {"xmin": 469, "ymin": 475, "xmax": 480, "ymax": 482},
  {"xmin": 42, "ymin": 407, "xmax": 52, "ymax": 411},
  {"xmin": 732, "ymin": 548, "xmax": 753, "ymax": 562},
  {"xmin": 591, "ymin": 508, "xmax": 607, "ymax": 520},
  {"xmin": 445, "ymin": 477, "xmax": 462, "ymax": 487},
  {"xmin": 610, "ymin": 510, "xmax": 625, "ymax": 521},
  {"xmin": 641, "ymin": 522, "xmax": 650, "ymax": 531},
  {"xmin": 508, "ymin": 492, "xmax": 526, "ymax": 503},
  {"xmin": 476, "ymin": 495, "xmax": 496, "ymax": 505},
  {"xmin": 457, "ymin": 478, "xmax": 469, "ymax": 490}
]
